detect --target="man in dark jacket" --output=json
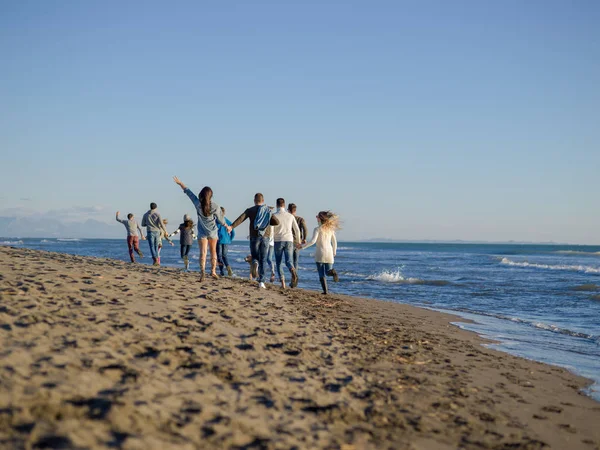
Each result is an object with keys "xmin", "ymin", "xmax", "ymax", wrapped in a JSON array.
[{"xmin": 230, "ymin": 193, "xmax": 279, "ymax": 288}]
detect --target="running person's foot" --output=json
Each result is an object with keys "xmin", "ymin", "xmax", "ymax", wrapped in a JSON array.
[
  {"xmin": 211, "ymin": 272, "xmax": 219, "ymax": 280},
  {"xmin": 227, "ymin": 266, "xmax": 233, "ymax": 277},
  {"xmin": 136, "ymin": 249, "xmax": 144, "ymax": 258},
  {"xmin": 270, "ymin": 273, "xmax": 275, "ymax": 283},
  {"xmin": 251, "ymin": 261, "xmax": 259, "ymax": 279},
  {"xmin": 199, "ymin": 271, "xmax": 205, "ymax": 282},
  {"xmin": 259, "ymin": 282, "xmax": 266, "ymax": 289},
  {"xmin": 327, "ymin": 269, "xmax": 339, "ymax": 282}
]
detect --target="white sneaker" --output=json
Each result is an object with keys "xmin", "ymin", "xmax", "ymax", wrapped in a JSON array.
[{"xmin": 259, "ymin": 282, "xmax": 266, "ymax": 289}]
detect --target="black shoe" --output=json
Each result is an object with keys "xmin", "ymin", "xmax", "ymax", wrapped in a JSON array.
[
  {"xmin": 136, "ymin": 249, "xmax": 144, "ymax": 258},
  {"xmin": 327, "ymin": 269, "xmax": 339, "ymax": 282}
]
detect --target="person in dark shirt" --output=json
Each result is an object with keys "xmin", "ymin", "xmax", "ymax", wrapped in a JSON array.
[{"xmin": 230, "ymin": 193, "xmax": 280, "ymax": 288}]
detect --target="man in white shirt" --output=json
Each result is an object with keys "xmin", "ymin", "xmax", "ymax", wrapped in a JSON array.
[{"xmin": 273, "ymin": 198, "xmax": 301, "ymax": 288}]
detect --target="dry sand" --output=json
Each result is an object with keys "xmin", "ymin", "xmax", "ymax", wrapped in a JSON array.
[{"xmin": 1, "ymin": 246, "xmax": 599, "ymax": 450}]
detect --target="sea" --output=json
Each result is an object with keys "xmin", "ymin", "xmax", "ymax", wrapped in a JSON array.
[{"xmin": 2, "ymin": 238, "xmax": 599, "ymax": 401}]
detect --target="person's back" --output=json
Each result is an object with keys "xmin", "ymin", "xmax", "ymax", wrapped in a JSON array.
[
  {"xmin": 273, "ymin": 208, "xmax": 300, "ymax": 243},
  {"xmin": 142, "ymin": 209, "xmax": 162, "ymax": 232},
  {"xmin": 271, "ymin": 198, "xmax": 300, "ymax": 288},
  {"xmin": 230, "ymin": 193, "xmax": 280, "ymax": 288},
  {"xmin": 118, "ymin": 218, "xmax": 141, "ymax": 237},
  {"xmin": 142, "ymin": 203, "xmax": 168, "ymax": 265},
  {"xmin": 178, "ymin": 223, "xmax": 195, "ymax": 246},
  {"xmin": 312, "ymin": 225, "xmax": 336, "ymax": 263}
]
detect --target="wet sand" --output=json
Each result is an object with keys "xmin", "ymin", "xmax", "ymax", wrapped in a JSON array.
[{"xmin": 1, "ymin": 246, "xmax": 599, "ymax": 449}]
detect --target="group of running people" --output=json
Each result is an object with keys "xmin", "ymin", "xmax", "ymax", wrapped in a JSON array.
[{"xmin": 116, "ymin": 176, "xmax": 340, "ymax": 294}]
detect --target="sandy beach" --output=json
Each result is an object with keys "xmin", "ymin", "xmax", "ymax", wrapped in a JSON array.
[{"xmin": 0, "ymin": 246, "xmax": 599, "ymax": 449}]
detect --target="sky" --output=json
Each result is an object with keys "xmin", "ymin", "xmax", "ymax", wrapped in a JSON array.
[{"xmin": 1, "ymin": 0, "xmax": 599, "ymax": 243}]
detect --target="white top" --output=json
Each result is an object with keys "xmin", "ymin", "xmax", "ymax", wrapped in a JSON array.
[
  {"xmin": 269, "ymin": 226, "xmax": 274, "ymax": 247},
  {"xmin": 302, "ymin": 226, "xmax": 337, "ymax": 264},
  {"xmin": 273, "ymin": 208, "xmax": 301, "ymax": 243}
]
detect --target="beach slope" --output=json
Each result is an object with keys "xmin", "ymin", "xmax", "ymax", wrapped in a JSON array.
[{"xmin": 1, "ymin": 246, "xmax": 599, "ymax": 449}]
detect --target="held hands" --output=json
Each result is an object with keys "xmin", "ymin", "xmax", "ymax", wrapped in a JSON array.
[
  {"xmin": 173, "ymin": 176, "xmax": 186, "ymax": 190},
  {"xmin": 225, "ymin": 225, "xmax": 233, "ymax": 233},
  {"xmin": 142, "ymin": 236, "xmax": 147, "ymax": 240},
  {"xmin": 169, "ymin": 241, "xmax": 175, "ymax": 246}
]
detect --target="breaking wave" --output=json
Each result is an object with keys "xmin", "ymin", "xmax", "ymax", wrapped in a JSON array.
[
  {"xmin": 0, "ymin": 240, "xmax": 23, "ymax": 245},
  {"xmin": 57, "ymin": 238, "xmax": 82, "ymax": 242},
  {"xmin": 365, "ymin": 269, "xmax": 450, "ymax": 286},
  {"xmin": 500, "ymin": 258, "xmax": 600, "ymax": 274}
]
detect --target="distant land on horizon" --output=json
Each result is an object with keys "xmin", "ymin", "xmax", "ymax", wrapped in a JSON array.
[{"xmin": 0, "ymin": 216, "xmax": 594, "ymax": 246}]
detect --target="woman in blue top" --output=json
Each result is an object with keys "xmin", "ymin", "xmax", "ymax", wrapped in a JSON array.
[{"xmin": 174, "ymin": 176, "xmax": 228, "ymax": 280}]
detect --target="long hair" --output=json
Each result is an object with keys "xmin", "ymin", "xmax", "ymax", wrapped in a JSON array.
[
  {"xmin": 199, "ymin": 186, "xmax": 213, "ymax": 217},
  {"xmin": 318, "ymin": 211, "xmax": 341, "ymax": 232}
]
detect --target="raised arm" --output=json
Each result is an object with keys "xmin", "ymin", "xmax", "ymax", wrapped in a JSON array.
[
  {"xmin": 301, "ymin": 227, "xmax": 320, "ymax": 250},
  {"xmin": 115, "ymin": 211, "xmax": 126, "ymax": 224},
  {"xmin": 174, "ymin": 176, "xmax": 201, "ymax": 210}
]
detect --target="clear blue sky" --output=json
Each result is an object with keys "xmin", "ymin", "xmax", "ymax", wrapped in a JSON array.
[{"xmin": 1, "ymin": 0, "xmax": 598, "ymax": 243}]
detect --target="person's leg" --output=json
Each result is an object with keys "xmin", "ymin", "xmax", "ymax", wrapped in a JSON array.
[
  {"xmin": 127, "ymin": 236, "xmax": 135, "ymax": 262},
  {"xmin": 216, "ymin": 244, "xmax": 224, "ymax": 275},
  {"xmin": 326, "ymin": 263, "xmax": 339, "ymax": 282},
  {"xmin": 292, "ymin": 248, "xmax": 299, "ymax": 270},
  {"xmin": 199, "ymin": 238, "xmax": 208, "ymax": 278},
  {"xmin": 221, "ymin": 244, "xmax": 232, "ymax": 276},
  {"xmin": 284, "ymin": 242, "xmax": 298, "ymax": 287},
  {"xmin": 316, "ymin": 262, "xmax": 328, "ymax": 294},
  {"xmin": 133, "ymin": 236, "xmax": 142, "ymax": 258},
  {"xmin": 148, "ymin": 231, "xmax": 159, "ymax": 263},
  {"xmin": 257, "ymin": 236, "xmax": 269, "ymax": 284},
  {"xmin": 274, "ymin": 242, "xmax": 285, "ymax": 287},
  {"xmin": 208, "ymin": 238, "xmax": 218, "ymax": 278},
  {"xmin": 180, "ymin": 245, "xmax": 188, "ymax": 270},
  {"xmin": 266, "ymin": 245, "xmax": 275, "ymax": 282},
  {"xmin": 249, "ymin": 238, "xmax": 260, "ymax": 279}
]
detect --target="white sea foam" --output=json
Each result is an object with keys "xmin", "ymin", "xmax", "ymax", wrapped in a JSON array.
[
  {"xmin": 500, "ymin": 257, "xmax": 600, "ymax": 274},
  {"xmin": 40, "ymin": 239, "xmax": 53, "ymax": 243},
  {"xmin": 367, "ymin": 269, "xmax": 422, "ymax": 284},
  {"xmin": 0, "ymin": 240, "xmax": 23, "ymax": 245},
  {"xmin": 57, "ymin": 238, "xmax": 82, "ymax": 242}
]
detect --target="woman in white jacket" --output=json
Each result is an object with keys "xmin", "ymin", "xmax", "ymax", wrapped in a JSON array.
[{"xmin": 300, "ymin": 211, "xmax": 340, "ymax": 294}]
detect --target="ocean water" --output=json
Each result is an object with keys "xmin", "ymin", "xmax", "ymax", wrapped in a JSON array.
[{"xmin": 2, "ymin": 238, "xmax": 599, "ymax": 400}]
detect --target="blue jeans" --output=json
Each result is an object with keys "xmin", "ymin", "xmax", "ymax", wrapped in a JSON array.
[
  {"xmin": 216, "ymin": 243, "xmax": 229, "ymax": 274},
  {"xmin": 180, "ymin": 245, "xmax": 192, "ymax": 258},
  {"xmin": 316, "ymin": 262, "xmax": 333, "ymax": 278},
  {"xmin": 267, "ymin": 245, "xmax": 275, "ymax": 273},
  {"xmin": 147, "ymin": 231, "xmax": 160, "ymax": 259},
  {"xmin": 249, "ymin": 236, "xmax": 269, "ymax": 282},
  {"xmin": 292, "ymin": 248, "xmax": 300, "ymax": 270},
  {"xmin": 274, "ymin": 241, "xmax": 294, "ymax": 281}
]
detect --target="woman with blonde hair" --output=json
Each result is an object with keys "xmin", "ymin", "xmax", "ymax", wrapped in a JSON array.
[
  {"xmin": 299, "ymin": 211, "xmax": 340, "ymax": 294},
  {"xmin": 173, "ymin": 176, "xmax": 227, "ymax": 280}
]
